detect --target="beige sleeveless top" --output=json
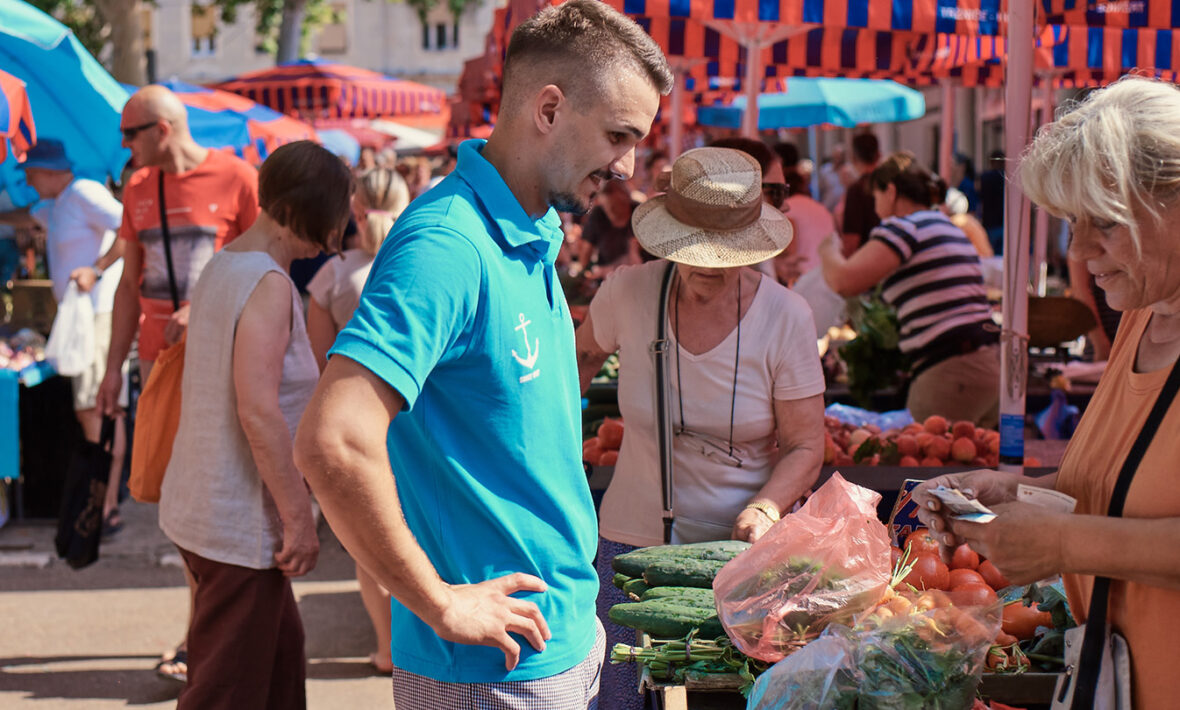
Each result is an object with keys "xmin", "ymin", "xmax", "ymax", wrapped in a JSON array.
[{"xmin": 159, "ymin": 250, "xmax": 319, "ymax": 569}]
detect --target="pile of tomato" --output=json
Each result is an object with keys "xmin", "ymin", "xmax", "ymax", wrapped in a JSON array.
[{"xmin": 895, "ymin": 528, "xmax": 1055, "ymax": 673}]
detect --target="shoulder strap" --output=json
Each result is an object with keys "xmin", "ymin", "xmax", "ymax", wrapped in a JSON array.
[
  {"xmin": 157, "ymin": 171, "xmax": 181, "ymax": 312},
  {"xmin": 650, "ymin": 261, "xmax": 677, "ymax": 544},
  {"xmin": 1072, "ymin": 353, "xmax": 1180, "ymax": 708}
]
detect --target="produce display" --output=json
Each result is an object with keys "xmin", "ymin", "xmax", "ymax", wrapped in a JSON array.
[
  {"xmin": 824, "ymin": 415, "xmax": 1043, "ymax": 468},
  {"xmin": 608, "ymin": 480, "xmax": 1071, "ymax": 707},
  {"xmin": 582, "ymin": 416, "xmax": 623, "ymax": 466},
  {"xmin": 0, "ymin": 328, "xmax": 46, "ymax": 373}
]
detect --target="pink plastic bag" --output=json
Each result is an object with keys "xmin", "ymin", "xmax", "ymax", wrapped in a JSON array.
[{"xmin": 713, "ymin": 473, "xmax": 892, "ymax": 662}]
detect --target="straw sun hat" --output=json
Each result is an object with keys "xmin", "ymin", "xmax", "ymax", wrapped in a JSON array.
[{"xmin": 632, "ymin": 147, "xmax": 793, "ymax": 268}]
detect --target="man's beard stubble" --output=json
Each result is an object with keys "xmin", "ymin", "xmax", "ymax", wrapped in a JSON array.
[{"xmin": 549, "ymin": 191, "xmax": 590, "ymax": 216}]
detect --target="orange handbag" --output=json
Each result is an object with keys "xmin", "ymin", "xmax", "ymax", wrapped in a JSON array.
[{"xmin": 128, "ymin": 334, "xmax": 185, "ymax": 503}]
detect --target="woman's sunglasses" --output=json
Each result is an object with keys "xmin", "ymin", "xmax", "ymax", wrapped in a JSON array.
[{"xmin": 761, "ymin": 182, "xmax": 790, "ymax": 210}]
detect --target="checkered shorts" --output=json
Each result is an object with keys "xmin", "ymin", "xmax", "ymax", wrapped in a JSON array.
[{"xmin": 391, "ymin": 618, "xmax": 606, "ymax": 710}]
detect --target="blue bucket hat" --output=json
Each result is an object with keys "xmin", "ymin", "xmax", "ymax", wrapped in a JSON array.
[{"xmin": 21, "ymin": 139, "xmax": 72, "ymax": 172}]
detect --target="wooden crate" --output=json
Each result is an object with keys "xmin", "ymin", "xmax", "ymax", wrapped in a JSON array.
[{"xmin": 7, "ymin": 280, "xmax": 55, "ymax": 335}]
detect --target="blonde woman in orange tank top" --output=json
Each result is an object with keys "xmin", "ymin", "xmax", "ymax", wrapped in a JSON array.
[{"xmin": 912, "ymin": 77, "xmax": 1180, "ymax": 710}]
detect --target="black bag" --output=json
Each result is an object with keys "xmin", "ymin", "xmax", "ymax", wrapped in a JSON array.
[{"xmin": 54, "ymin": 418, "xmax": 115, "ymax": 569}]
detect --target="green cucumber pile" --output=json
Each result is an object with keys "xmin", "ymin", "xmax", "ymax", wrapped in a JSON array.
[
  {"xmin": 608, "ymin": 541, "xmax": 749, "ymax": 640},
  {"xmin": 608, "ymin": 541, "xmax": 768, "ymax": 693}
]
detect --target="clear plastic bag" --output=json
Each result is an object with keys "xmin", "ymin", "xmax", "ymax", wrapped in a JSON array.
[
  {"xmin": 749, "ymin": 594, "xmax": 1002, "ymax": 710},
  {"xmin": 852, "ymin": 594, "xmax": 1002, "ymax": 710},
  {"xmin": 713, "ymin": 473, "xmax": 891, "ymax": 662},
  {"xmin": 746, "ymin": 633, "xmax": 859, "ymax": 710},
  {"xmin": 44, "ymin": 282, "xmax": 94, "ymax": 377}
]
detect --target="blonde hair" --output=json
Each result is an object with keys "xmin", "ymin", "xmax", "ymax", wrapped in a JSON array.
[
  {"xmin": 1020, "ymin": 76, "xmax": 1180, "ymax": 254},
  {"xmin": 354, "ymin": 168, "xmax": 410, "ymax": 256}
]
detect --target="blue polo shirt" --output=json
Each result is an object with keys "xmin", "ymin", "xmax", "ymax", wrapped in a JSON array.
[{"xmin": 330, "ymin": 140, "xmax": 599, "ymax": 683}]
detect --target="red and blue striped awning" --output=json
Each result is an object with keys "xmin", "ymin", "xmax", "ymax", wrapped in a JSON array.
[
  {"xmin": 1041, "ymin": 0, "xmax": 1180, "ymax": 30},
  {"xmin": 0, "ymin": 69, "xmax": 35, "ymax": 162},
  {"xmin": 161, "ymin": 80, "xmax": 317, "ymax": 164},
  {"xmin": 214, "ymin": 59, "xmax": 447, "ymax": 121},
  {"xmin": 604, "ymin": 0, "xmax": 1007, "ymax": 35}
]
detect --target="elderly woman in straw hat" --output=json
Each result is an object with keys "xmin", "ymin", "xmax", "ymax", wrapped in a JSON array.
[
  {"xmin": 913, "ymin": 77, "xmax": 1180, "ymax": 710},
  {"xmin": 576, "ymin": 146, "xmax": 826, "ymax": 707}
]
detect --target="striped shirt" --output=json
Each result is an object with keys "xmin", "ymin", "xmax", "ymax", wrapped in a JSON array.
[{"xmin": 872, "ymin": 211, "xmax": 993, "ymax": 361}]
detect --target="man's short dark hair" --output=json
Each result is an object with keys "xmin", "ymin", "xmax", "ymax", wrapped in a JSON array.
[
  {"xmin": 852, "ymin": 133, "xmax": 880, "ymax": 165},
  {"xmin": 502, "ymin": 0, "xmax": 673, "ymax": 110},
  {"xmin": 259, "ymin": 141, "xmax": 354, "ymax": 252},
  {"xmin": 708, "ymin": 137, "xmax": 775, "ymax": 174},
  {"xmin": 773, "ymin": 142, "xmax": 799, "ymax": 170}
]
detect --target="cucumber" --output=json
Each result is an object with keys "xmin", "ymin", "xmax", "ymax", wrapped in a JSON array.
[
  {"xmin": 608, "ymin": 601, "xmax": 724, "ymax": 639},
  {"xmin": 622, "ymin": 577, "xmax": 651, "ymax": 599},
  {"xmin": 612, "ymin": 573, "xmax": 632, "ymax": 590},
  {"xmin": 643, "ymin": 558, "xmax": 726, "ymax": 588},
  {"xmin": 611, "ymin": 541, "xmax": 751, "ymax": 577},
  {"xmin": 640, "ymin": 586, "xmax": 716, "ymax": 609}
]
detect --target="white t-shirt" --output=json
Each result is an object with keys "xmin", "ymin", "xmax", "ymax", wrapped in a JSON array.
[
  {"xmin": 785, "ymin": 194, "xmax": 837, "ymax": 277},
  {"xmin": 590, "ymin": 260, "xmax": 826, "ymax": 546},
  {"xmin": 305, "ymin": 248, "xmax": 374, "ymax": 328},
  {"xmin": 31, "ymin": 178, "xmax": 123, "ymax": 312}
]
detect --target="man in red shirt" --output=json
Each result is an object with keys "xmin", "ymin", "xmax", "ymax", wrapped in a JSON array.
[
  {"xmin": 97, "ymin": 85, "xmax": 258, "ymax": 412},
  {"xmin": 95, "ymin": 84, "xmax": 259, "ymax": 685}
]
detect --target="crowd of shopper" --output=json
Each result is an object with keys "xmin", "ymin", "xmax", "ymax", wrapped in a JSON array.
[{"xmin": 15, "ymin": 4, "xmax": 1173, "ymax": 709}]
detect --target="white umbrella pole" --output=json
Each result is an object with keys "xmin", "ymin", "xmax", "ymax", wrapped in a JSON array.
[
  {"xmin": 669, "ymin": 67, "xmax": 685, "ymax": 160},
  {"xmin": 1032, "ymin": 77, "xmax": 1056, "ymax": 297},
  {"xmin": 999, "ymin": 2, "xmax": 1035, "ymax": 471},
  {"xmin": 741, "ymin": 37, "xmax": 760, "ymax": 138},
  {"xmin": 939, "ymin": 80, "xmax": 955, "ymax": 182}
]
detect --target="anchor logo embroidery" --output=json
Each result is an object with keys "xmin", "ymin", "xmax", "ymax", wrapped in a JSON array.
[{"xmin": 511, "ymin": 313, "xmax": 541, "ymax": 383}]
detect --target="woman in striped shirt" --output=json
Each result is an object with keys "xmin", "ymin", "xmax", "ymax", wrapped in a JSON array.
[{"xmin": 819, "ymin": 151, "xmax": 999, "ymax": 426}]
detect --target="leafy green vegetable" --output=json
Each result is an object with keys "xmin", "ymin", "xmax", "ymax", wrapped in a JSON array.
[{"xmin": 838, "ymin": 293, "xmax": 909, "ymax": 409}]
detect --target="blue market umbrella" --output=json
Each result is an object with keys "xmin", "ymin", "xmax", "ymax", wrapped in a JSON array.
[
  {"xmin": 697, "ymin": 77, "xmax": 926, "ymax": 131},
  {"xmin": 0, "ymin": 0, "xmax": 129, "ymax": 182}
]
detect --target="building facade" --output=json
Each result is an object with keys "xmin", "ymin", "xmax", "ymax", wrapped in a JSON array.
[{"xmin": 147, "ymin": 0, "xmax": 500, "ymax": 92}]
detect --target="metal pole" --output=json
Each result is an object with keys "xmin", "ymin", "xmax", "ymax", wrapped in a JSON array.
[
  {"xmin": 741, "ymin": 37, "xmax": 760, "ymax": 138},
  {"xmin": 939, "ymin": 80, "xmax": 955, "ymax": 182},
  {"xmin": 807, "ymin": 125, "xmax": 820, "ymax": 199},
  {"xmin": 999, "ymin": 2, "xmax": 1035, "ymax": 470},
  {"xmin": 669, "ymin": 67, "xmax": 685, "ymax": 160}
]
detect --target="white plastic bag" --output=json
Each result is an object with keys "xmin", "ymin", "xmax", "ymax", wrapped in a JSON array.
[{"xmin": 45, "ymin": 281, "xmax": 95, "ymax": 377}]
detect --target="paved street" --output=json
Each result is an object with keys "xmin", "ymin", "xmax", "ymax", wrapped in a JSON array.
[{"xmin": 0, "ymin": 499, "xmax": 393, "ymax": 709}]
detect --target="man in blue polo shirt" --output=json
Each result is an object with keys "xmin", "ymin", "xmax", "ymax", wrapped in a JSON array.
[{"xmin": 294, "ymin": 2, "xmax": 671, "ymax": 707}]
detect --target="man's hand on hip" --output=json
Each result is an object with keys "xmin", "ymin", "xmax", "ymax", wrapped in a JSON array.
[{"xmin": 430, "ymin": 572, "xmax": 551, "ymax": 671}]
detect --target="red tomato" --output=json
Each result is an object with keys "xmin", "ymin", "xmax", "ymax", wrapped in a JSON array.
[
  {"xmin": 905, "ymin": 528, "xmax": 942, "ymax": 558},
  {"xmin": 948, "ymin": 568, "xmax": 987, "ymax": 589},
  {"xmin": 950, "ymin": 544, "xmax": 980, "ymax": 570},
  {"xmin": 597, "ymin": 418, "xmax": 625, "ymax": 450},
  {"xmin": 902, "ymin": 554, "xmax": 950, "ymax": 591},
  {"xmin": 890, "ymin": 546, "xmax": 903, "ymax": 568},
  {"xmin": 949, "ymin": 583, "xmax": 998, "ymax": 607},
  {"xmin": 978, "ymin": 560, "xmax": 1011, "ymax": 591}
]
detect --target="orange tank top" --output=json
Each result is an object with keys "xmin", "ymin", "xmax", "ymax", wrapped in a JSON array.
[{"xmin": 1056, "ymin": 308, "xmax": 1180, "ymax": 710}]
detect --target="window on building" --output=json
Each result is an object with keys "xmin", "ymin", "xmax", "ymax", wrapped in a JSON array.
[
  {"xmin": 318, "ymin": 3, "xmax": 348, "ymax": 54},
  {"xmin": 420, "ymin": 7, "xmax": 458, "ymax": 51},
  {"xmin": 191, "ymin": 4, "xmax": 217, "ymax": 58}
]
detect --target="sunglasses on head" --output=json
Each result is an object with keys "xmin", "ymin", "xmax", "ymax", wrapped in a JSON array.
[
  {"xmin": 761, "ymin": 182, "xmax": 789, "ymax": 210},
  {"xmin": 121, "ymin": 120, "xmax": 161, "ymax": 141}
]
